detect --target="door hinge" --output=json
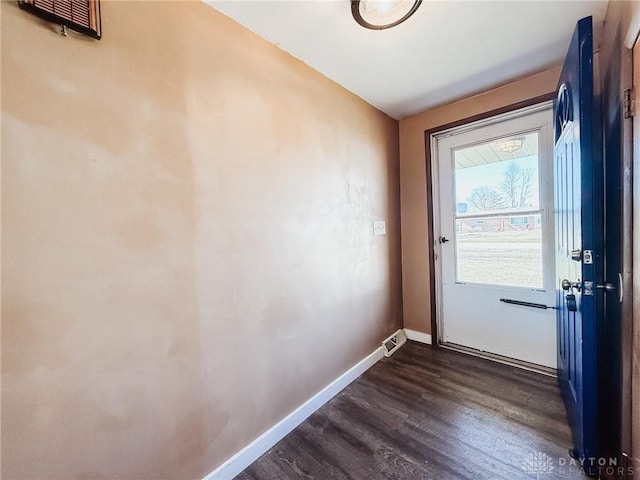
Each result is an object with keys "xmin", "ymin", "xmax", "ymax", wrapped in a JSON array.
[{"xmin": 623, "ymin": 88, "xmax": 634, "ymax": 119}]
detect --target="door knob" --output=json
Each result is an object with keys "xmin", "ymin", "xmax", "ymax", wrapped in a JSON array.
[
  {"xmin": 597, "ymin": 274, "xmax": 622, "ymax": 303},
  {"xmin": 596, "ymin": 283, "xmax": 615, "ymax": 292},
  {"xmin": 561, "ymin": 279, "xmax": 582, "ymax": 292}
]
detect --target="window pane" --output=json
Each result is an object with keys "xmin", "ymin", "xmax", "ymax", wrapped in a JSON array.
[
  {"xmin": 455, "ymin": 214, "xmax": 544, "ymax": 288},
  {"xmin": 453, "ymin": 132, "xmax": 544, "ymax": 289},
  {"xmin": 454, "ymin": 132, "xmax": 540, "ymax": 216}
]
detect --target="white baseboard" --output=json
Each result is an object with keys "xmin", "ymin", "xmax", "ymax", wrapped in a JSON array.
[
  {"xmin": 202, "ymin": 346, "xmax": 385, "ymax": 480},
  {"xmin": 403, "ymin": 328, "xmax": 433, "ymax": 345}
]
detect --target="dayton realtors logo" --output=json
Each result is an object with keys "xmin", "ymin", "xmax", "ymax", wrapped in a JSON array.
[
  {"xmin": 521, "ymin": 452, "xmax": 554, "ymax": 478},
  {"xmin": 522, "ymin": 451, "xmax": 634, "ymax": 478}
]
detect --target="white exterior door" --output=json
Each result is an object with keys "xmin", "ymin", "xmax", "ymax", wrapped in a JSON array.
[{"xmin": 434, "ymin": 105, "xmax": 556, "ymax": 368}]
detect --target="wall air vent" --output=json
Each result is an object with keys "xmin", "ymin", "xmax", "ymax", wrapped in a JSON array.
[
  {"xmin": 19, "ymin": 0, "xmax": 102, "ymax": 40},
  {"xmin": 382, "ymin": 329, "xmax": 407, "ymax": 357}
]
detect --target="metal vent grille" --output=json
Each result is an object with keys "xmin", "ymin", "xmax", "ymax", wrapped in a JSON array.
[
  {"xmin": 19, "ymin": 0, "xmax": 101, "ymax": 40},
  {"xmin": 382, "ymin": 329, "xmax": 407, "ymax": 357}
]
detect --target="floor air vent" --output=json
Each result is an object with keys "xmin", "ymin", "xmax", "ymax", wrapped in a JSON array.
[{"xmin": 382, "ymin": 329, "xmax": 407, "ymax": 357}]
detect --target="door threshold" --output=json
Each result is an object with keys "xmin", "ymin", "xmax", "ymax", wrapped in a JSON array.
[{"xmin": 439, "ymin": 342, "xmax": 557, "ymax": 377}]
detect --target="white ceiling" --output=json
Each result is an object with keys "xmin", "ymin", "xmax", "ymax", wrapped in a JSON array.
[{"xmin": 205, "ymin": 1, "xmax": 609, "ymax": 120}]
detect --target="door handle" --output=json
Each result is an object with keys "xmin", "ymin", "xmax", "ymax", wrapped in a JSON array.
[
  {"xmin": 561, "ymin": 279, "xmax": 581, "ymax": 292},
  {"xmin": 439, "ymin": 236, "xmax": 450, "ymax": 244},
  {"xmin": 561, "ymin": 279, "xmax": 579, "ymax": 311},
  {"xmin": 597, "ymin": 273, "xmax": 623, "ymax": 303},
  {"xmin": 618, "ymin": 272, "xmax": 623, "ymax": 303}
]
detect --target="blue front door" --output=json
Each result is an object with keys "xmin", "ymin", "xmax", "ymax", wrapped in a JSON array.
[{"xmin": 554, "ymin": 16, "xmax": 601, "ymax": 469}]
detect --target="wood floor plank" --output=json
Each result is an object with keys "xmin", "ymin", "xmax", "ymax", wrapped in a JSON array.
[{"xmin": 235, "ymin": 342, "xmax": 589, "ymax": 480}]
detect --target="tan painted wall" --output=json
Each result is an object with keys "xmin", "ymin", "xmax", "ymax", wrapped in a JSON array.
[
  {"xmin": 1, "ymin": 2, "xmax": 402, "ymax": 479},
  {"xmin": 399, "ymin": 67, "xmax": 561, "ymax": 334}
]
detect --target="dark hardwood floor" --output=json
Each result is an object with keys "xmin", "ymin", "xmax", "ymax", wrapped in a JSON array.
[{"xmin": 235, "ymin": 341, "xmax": 588, "ymax": 479}]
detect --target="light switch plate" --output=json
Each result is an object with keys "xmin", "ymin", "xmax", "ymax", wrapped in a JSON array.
[{"xmin": 373, "ymin": 220, "xmax": 386, "ymax": 236}]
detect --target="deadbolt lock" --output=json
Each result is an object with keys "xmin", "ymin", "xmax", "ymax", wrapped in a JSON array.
[{"xmin": 570, "ymin": 249, "xmax": 582, "ymax": 261}]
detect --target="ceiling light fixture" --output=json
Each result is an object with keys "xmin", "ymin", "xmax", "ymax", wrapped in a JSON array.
[
  {"xmin": 351, "ymin": 0, "xmax": 422, "ymax": 30},
  {"xmin": 496, "ymin": 137, "xmax": 526, "ymax": 153}
]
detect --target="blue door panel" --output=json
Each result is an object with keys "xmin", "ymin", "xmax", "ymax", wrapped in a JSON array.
[{"xmin": 554, "ymin": 16, "xmax": 600, "ymax": 468}]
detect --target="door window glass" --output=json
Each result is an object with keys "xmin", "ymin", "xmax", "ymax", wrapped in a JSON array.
[{"xmin": 453, "ymin": 131, "xmax": 544, "ymax": 289}]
